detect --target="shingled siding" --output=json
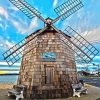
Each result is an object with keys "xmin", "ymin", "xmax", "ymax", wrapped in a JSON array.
[{"xmin": 18, "ymin": 30, "xmax": 78, "ymax": 99}]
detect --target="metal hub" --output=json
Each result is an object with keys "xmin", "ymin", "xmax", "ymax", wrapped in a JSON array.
[{"xmin": 45, "ymin": 18, "xmax": 52, "ymax": 26}]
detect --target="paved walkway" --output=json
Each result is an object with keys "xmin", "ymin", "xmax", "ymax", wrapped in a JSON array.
[
  {"xmin": 0, "ymin": 84, "xmax": 100, "ymax": 100},
  {"xmin": 67, "ymin": 86, "xmax": 100, "ymax": 100}
]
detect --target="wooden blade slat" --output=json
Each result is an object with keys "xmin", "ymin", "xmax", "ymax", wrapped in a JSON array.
[
  {"xmin": 54, "ymin": 0, "xmax": 83, "ymax": 21},
  {"xmin": 9, "ymin": 0, "xmax": 46, "ymax": 23},
  {"xmin": 64, "ymin": 26, "xmax": 99, "ymax": 63},
  {"xmin": 3, "ymin": 27, "xmax": 47, "ymax": 66}
]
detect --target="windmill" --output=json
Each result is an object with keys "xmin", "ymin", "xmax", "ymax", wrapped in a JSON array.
[
  {"xmin": 3, "ymin": 0, "xmax": 99, "ymax": 66},
  {"xmin": 3, "ymin": 0, "xmax": 99, "ymax": 99}
]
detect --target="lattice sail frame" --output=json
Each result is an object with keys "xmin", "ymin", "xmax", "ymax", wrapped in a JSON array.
[
  {"xmin": 9, "ymin": 0, "xmax": 41, "ymax": 19},
  {"xmin": 50, "ymin": 25, "xmax": 99, "ymax": 64},
  {"xmin": 3, "ymin": 28, "xmax": 47, "ymax": 66},
  {"xmin": 3, "ymin": 38, "xmax": 37, "ymax": 66},
  {"xmin": 64, "ymin": 26, "xmax": 99, "ymax": 63},
  {"xmin": 54, "ymin": 0, "xmax": 83, "ymax": 21}
]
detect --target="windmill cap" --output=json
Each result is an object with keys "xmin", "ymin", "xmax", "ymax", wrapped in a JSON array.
[{"xmin": 26, "ymin": 29, "xmax": 71, "ymax": 39}]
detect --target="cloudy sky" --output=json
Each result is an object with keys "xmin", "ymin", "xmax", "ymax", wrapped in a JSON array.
[{"xmin": 0, "ymin": 0, "xmax": 100, "ymax": 66}]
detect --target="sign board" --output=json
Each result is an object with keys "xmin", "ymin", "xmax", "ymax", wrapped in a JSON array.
[{"xmin": 42, "ymin": 52, "xmax": 56, "ymax": 62}]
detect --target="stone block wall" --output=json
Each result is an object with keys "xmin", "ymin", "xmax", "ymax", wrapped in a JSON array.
[{"xmin": 18, "ymin": 30, "xmax": 78, "ymax": 99}]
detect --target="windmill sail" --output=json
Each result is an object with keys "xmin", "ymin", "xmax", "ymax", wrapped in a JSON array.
[
  {"xmin": 64, "ymin": 26, "xmax": 99, "ymax": 63},
  {"xmin": 58, "ymin": 35, "xmax": 91, "ymax": 63},
  {"xmin": 54, "ymin": 0, "xmax": 83, "ymax": 21},
  {"xmin": 51, "ymin": 25, "xmax": 99, "ymax": 63},
  {"xmin": 3, "ymin": 27, "xmax": 47, "ymax": 66},
  {"xmin": 9, "ymin": 0, "xmax": 46, "ymax": 23}
]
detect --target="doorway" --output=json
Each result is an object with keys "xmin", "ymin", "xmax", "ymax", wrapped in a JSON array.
[{"xmin": 44, "ymin": 65, "xmax": 54, "ymax": 84}]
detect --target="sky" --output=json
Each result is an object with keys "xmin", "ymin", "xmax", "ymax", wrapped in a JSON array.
[{"xmin": 0, "ymin": 0, "xmax": 100, "ymax": 70}]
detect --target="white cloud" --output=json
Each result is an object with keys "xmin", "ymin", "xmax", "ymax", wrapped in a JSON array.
[
  {"xmin": 95, "ymin": 56, "xmax": 100, "ymax": 59},
  {"xmin": 53, "ymin": 0, "xmax": 58, "ymax": 8},
  {"xmin": 0, "ymin": 36, "xmax": 15, "ymax": 49},
  {"xmin": 8, "ymin": 6, "xmax": 19, "ymax": 11},
  {"xmin": 0, "ymin": 22, "xmax": 9, "ymax": 31},
  {"xmin": 0, "ymin": 23, "xmax": 3, "ymax": 28},
  {"xmin": 5, "ymin": 40, "xmax": 14, "ymax": 48},
  {"xmin": 11, "ymin": 17, "xmax": 38, "ymax": 34},
  {"xmin": 0, "ymin": 44, "xmax": 3, "ymax": 47},
  {"xmin": 0, "ymin": 61, "xmax": 20, "ymax": 66},
  {"xmin": 0, "ymin": 6, "xmax": 9, "ymax": 19},
  {"xmin": 0, "ymin": 5, "xmax": 39, "ymax": 34},
  {"xmin": 0, "ymin": 6, "xmax": 10, "ymax": 31},
  {"xmin": 83, "ymin": 27, "xmax": 100, "ymax": 43}
]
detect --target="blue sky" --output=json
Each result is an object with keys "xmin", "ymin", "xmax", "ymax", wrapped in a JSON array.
[{"xmin": 0, "ymin": 0, "xmax": 100, "ymax": 69}]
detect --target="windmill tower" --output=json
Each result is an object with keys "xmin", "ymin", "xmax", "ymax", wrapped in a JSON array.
[{"xmin": 3, "ymin": 0, "xmax": 99, "ymax": 99}]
